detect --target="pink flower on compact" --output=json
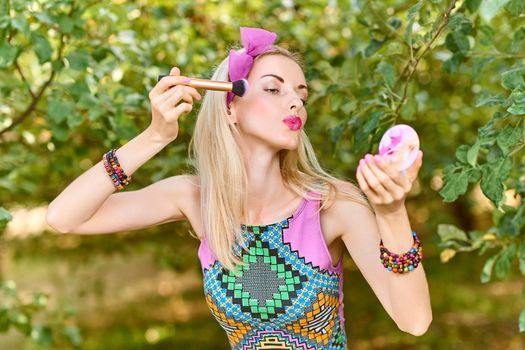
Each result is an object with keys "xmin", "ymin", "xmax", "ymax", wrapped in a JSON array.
[{"xmin": 378, "ymin": 124, "xmax": 420, "ymax": 171}]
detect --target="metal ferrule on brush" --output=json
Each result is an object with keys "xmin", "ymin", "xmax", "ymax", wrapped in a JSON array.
[{"xmin": 187, "ymin": 78, "xmax": 232, "ymax": 92}]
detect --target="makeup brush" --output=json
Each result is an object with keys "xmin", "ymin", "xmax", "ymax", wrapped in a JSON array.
[{"xmin": 157, "ymin": 74, "xmax": 248, "ymax": 98}]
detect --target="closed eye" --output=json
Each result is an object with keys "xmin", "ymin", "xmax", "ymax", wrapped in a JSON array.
[
  {"xmin": 265, "ymin": 88, "xmax": 307, "ymax": 106},
  {"xmin": 265, "ymin": 88, "xmax": 279, "ymax": 94}
]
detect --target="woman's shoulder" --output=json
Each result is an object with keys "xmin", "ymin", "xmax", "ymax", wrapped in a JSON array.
[{"xmin": 318, "ymin": 178, "xmax": 364, "ymax": 209}]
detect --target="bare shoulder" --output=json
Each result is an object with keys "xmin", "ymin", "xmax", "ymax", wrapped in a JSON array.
[{"xmin": 320, "ymin": 179, "xmax": 374, "ymax": 239}]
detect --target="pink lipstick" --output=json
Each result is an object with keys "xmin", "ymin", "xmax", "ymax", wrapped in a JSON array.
[{"xmin": 283, "ymin": 115, "xmax": 302, "ymax": 131}]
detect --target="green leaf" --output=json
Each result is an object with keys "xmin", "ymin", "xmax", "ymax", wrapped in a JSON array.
[
  {"xmin": 468, "ymin": 167, "xmax": 482, "ymax": 182},
  {"xmin": 0, "ymin": 207, "xmax": 13, "ymax": 231},
  {"xmin": 30, "ymin": 32, "xmax": 53, "ymax": 65},
  {"xmin": 480, "ymin": 157, "xmax": 513, "ymax": 206},
  {"xmin": 58, "ymin": 13, "xmax": 74, "ymax": 33},
  {"xmin": 0, "ymin": 15, "xmax": 10, "ymax": 29},
  {"xmin": 31, "ymin": 325, "xmax": 54, "ymax": 346},
  {"xmin": 507, "ymin": 89, "xmax": 525, "ymax": 115},
  {"xmin": 495, "ymin": 243, "xmax": 516, "ymax": 279},
  {"xmin": 0, "ymin": 40, "xmax": 18, "ymax": 68},
  {"xmin": 439, "ymin": 170, "xmax": 469, "ymax": 202},
  {"xmin": 480, "ymin": 0, "xmax": 511, "ymax": 22},
  {"xmin": 472, "ymin": 57, "xmax": 494, "ymax": 80},
  {"xmin": 443, "ymin": 53, "xmax": 464, "ymax": 74},
  {"xmin": 437, "ymin": 224, "xmax": 469, "ymax": 242},
  {"xmin": 407, "ymin": 0, "xmax": 424, "ymax": 20},
  {"xmin": 0, "ymin": 307, "xmax": 9, "ymax": 332},
  {"xmin": 496, "ymin": 123, "xmax": 523, "ymax": 154},
  {"xmin": 364, "ymin": 39, "xmax": 386, "ymax": 57},
  {"xmin": 481, "ymin": 253, "xmax": 499, "ymax": 283},
  {"xmin": 466, "ymin": 0, "xmax": 482, "ymax": 13},
  {"xmin": 467, "ymin": 139, "xmax": 481, "ymax": 166},
  {"xmin": 376, "ymin": 62, "xmax": 395, "ymax": 89},
  {"xmin": 11, "ymin": 14, "xmax": 29, "ymax": 35},
  {"xmin": 46, "ymin": 99, "xmax": 75, "ymax": 124},
  {"xmin": 445, "ymin": 31, "xmax": 470, "ymax": 54},
  {"xmin": 501, "ymin": 67, "xmax": 525, "ymax": 90},
  {"xmin": 67, "ymin": 112, "xmax": 84, "ymax": 128},
  {"xmin": 519, "ymin": 309, "xmax": 525, "ymax": 332},
  {"xmin": 505, "ymin": 0, "xmax": 525, "ymax": 16},
  {"xmin": 456, "ymin": 144, "xmax": 470, "ymax": 164},
  {"xmin": 519, "ymin": 243, "xmax": 525, "ymax": 276},
  {"xmin": 62, "ymin": 326, "xmax": 83, "ymax": 347},
  {"xmin": 475, "ymin": 91, "xmax": 505, "ymax": 107},
  {"xmin": 512, "ymin": 27, "xmax": 525, "ymax": 52},
  {"xmin": 66, "ymin": 49, "xmax": 90, "ymax": 71},
  {"xmin": 354, "ymin": 111, "xmax": 382, "ymax": 153}
]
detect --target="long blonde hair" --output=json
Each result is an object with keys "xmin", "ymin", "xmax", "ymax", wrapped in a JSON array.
[{"xmin": 188, "ymin": 46, "xmax": 371, "ymax": 273}]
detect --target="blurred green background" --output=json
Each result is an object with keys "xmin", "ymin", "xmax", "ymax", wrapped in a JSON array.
[{"xmin": 1, "ymin": 0, "xmax": 525, "ymax": 349}]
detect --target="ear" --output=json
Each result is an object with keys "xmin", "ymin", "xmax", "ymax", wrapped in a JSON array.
[{"xmin": 227, "ymin": 101, "xmax": 238, "ymax": 125}]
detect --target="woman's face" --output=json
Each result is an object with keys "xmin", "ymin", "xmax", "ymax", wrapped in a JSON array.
[{"xmin": 229, "ymin": 54, "xmax": 308, "ymax": 151}]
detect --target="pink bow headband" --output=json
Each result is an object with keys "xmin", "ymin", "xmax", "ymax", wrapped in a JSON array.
[{"xmin": 226, "ymin": 27, "xmax": 278, "ymax": 108}]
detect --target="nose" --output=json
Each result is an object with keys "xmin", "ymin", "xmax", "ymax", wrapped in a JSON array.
[{"xmin": 288, "ymin": 94, "xmax": 304, "ymax": 113}]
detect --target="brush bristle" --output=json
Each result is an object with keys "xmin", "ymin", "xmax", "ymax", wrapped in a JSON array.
[{"xmin": 232, "ymin": 79, "xmax": 248, "ymax": 97}]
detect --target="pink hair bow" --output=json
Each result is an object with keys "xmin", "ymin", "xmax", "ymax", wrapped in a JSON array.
[{"xmin": 227, "ymin": 27, "xmax": 278, "ymax": 108}]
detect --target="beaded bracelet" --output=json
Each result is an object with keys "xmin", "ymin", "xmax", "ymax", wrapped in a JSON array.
[
  {"xmin": 102, "ymin": 149, "xmax": 131, "ymax": 191},
  {"xmin": 380, "ymin": 231, "xmax": 423, "ymax": 274}
]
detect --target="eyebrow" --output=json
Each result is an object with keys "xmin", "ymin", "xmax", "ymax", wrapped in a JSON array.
[{"xmin": 260, "ymin": 74, "xmax": 308, "ymax": 91}]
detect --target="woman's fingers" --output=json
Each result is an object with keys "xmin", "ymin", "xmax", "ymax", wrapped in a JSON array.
[
  {"xmin": 356, "ymin": 166, "xmax": 381, "ymax": 203},
  {"xmin": 366, "ymin": 154, "xmax": 409, "ymax": 199}
]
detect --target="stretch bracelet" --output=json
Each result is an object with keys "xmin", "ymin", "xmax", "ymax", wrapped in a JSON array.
[
  {"xmin": 102, "ymin": 149, "xmax": 131, "ymax": 191},
  {"xmin": 380, "ymin": 231, "xmax": 423, "ymax": 274}
]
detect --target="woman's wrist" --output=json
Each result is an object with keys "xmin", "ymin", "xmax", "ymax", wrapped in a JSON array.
[{"xmin": 144, "ymin": 125, "xmax": 175, "ymax": 147}]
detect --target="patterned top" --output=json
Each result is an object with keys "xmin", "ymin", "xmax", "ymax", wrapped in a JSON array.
[{"xmin": 198, "ymin": 191, "xmax": 347, "ymax": 349}]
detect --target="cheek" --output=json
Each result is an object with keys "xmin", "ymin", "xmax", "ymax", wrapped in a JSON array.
[{"xmin": 239, "ymin": 95, "xmax": 276, "ymax": 123}]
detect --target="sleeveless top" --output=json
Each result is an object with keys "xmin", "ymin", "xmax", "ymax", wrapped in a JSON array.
[{"xmin": 197, "ymin": 191, "xmax": 347, "ymax": 350}]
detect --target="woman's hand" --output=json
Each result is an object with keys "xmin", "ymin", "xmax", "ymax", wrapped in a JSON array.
[
  {"xmin": 147, "ymin": 67, "xmax": 202, "ymax": 143},
  {"xmin": 356, "ymin": 150, "xmax": 423, "ymax": 214}
]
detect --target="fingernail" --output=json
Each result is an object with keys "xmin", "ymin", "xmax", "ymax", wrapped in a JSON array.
[
  {"xmin": 359, "ymin": 159, "xmax": 364, "ymax": 166},
  {"xmin": 374, "ymin": 155, "xmax": 381, "ymax": 163},
  {"xmin": 183, "ymin": 77, "xmax": 191, "ymax": 83},
  {"xmin": 365, "ymin": 154, "xmax": 373, "ymax": 162}
]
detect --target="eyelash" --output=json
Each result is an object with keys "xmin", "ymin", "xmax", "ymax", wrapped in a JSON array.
[{"xmin": 264, "ymin": 88, "xmax": 308, "ymax": 106}]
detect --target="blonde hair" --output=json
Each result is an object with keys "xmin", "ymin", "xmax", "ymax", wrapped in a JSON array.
[{"xmin": 188, "ymin": 46, "xmax": 371, "ymax": 273}]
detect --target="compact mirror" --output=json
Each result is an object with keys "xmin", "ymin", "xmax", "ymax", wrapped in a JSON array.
[{"xmin": 378, "ymin": 124, "xmax": 420, "ymax": 172}]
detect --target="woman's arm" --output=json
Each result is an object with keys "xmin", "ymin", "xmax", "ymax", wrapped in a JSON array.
[
  {"xmin": 335, "ymin": 150, "xmax": 432, "ymax": 335},
  {"xmin": 46, "ymin": 128, "xmax": 169, "ymax": 233},
  {"xmin": 335, "ymin": 197, "xmax": 432, "ymax": 336}
]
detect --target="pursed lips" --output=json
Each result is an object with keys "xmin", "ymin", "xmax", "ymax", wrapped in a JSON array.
[{"xmin": 282, "ymin": 115, "xmax": 302, "ymax": 131}]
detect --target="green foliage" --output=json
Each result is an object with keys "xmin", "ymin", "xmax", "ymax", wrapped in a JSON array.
[
  {"xmin": 1, "ymin": 0, "xmax": 525, "ymax": 344},
  {"xmin": 0, "ymin": 280, "xmax": 82, "ymax": 347}
]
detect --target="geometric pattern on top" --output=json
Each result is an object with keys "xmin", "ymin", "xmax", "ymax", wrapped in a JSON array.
[
  {"xmin": 219, "ymin": 235, "xmax": 308, "ymax": 321},
  {"xmin": 202, "ymin": 216, "xmax": 346, "ymax": 350}
]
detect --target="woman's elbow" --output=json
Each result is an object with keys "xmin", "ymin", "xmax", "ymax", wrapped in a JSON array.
[
  {"xmin": 45, "ymin": 207, "xmax": 70, "ymax": 234},
  {"xmin": 399, "ymin": 316, "xmax": 432, "ymax": 336}
]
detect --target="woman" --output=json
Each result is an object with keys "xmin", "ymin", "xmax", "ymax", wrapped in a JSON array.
[{"xmin": 46, "ymin": 27, "xmax": 432, "ymax": 349}]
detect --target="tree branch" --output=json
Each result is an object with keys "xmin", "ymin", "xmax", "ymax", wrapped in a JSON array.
[{"xmin": 393, "ymin": 0, "xmax": 459, "ymax": 122}]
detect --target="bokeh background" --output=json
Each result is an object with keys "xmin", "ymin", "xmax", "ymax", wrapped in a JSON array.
[{"xmin": 1, "ymin": 0, "xmax": 525, "ymax": 349}]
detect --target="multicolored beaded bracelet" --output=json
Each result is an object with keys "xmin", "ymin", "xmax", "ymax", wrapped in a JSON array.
[
  {"xmin": 102, "ymin": 149, "xmax": 131, "ymax": 191},
  {"xmin": 380, "ymin": 231, "xmax": 423, "ymax": 274}
]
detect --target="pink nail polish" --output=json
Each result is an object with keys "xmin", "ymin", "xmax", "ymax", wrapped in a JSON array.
[
  {"xmin": 359, "ymin": 159, "xmax": 364, "ymax": 166},
  {"xmin": 365, "ymin": 154, "xmax": 373, "ymax": 162},
  {"xmin": 183, "ymin": 77, "xmax": 191, "ymax": 83},
  {"xmin": 374, "ymin": 155, "xmax": 381, "ymax": 163}
]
